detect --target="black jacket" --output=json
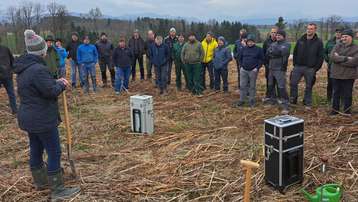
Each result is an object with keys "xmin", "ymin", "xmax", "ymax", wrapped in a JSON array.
[
  {"xmin": 144, "ymin": 39, "xmax": 155, "ymax": 57},
  {"xmin": 128, "ymin": 37, "xmax": 145, "ymax": 55},
  {"xmin": 0, "ymin": 45, "xmax": 14, "ymax": 80},
  {"xmin": 66, "ymin": 40, "xmax": 81, "ymax": 62},
  {"xmin": 13, "ymin": 54, "xmax": 66, "ymax": 133},
  {"xmin": 164, "ymin": 36, "xmax": 178, "ymax": 59},
  {"xmin": 263, "ymin": 37, "xmax": 276, "ymax": 66},
  {"xmin": 95, "ymin": 39, "xmax": 113, "ymax": 60},
  {"xmin": 293, "ymin": 34, "xmax": 324, "ymax": 71},
  {"xmin": 112, "ymin": 47, "xmax": 133, "ymax": 67}
]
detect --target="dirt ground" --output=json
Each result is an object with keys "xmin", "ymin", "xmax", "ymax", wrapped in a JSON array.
[{"xmin": 0, "ymin": 60, "xmax": 357, "ymax": 202}]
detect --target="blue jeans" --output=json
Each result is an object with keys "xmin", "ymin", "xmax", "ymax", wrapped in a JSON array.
[
  {"xmin": 28, "ymin": 127, "xmax": 62, "ymax": 174},
  {"xmin": 115, "ymin": 66, "xmax": 131, "ymax": 92},
  {"xmin": 0, "ymin": 77, "xmax": 17, "ymax": 113},
  {"xmin": 70, "ymin": 60, "xmax": 84, "ymax": 87},
  {"xmin": 81, "ymin": 63, "xmax": 97, "ymax": 93},
  {"xmin": 155, "ymin": 63, "xmax": 169, "ymax": 91},
  {"xmin": 58, "ymin": 66, "xmax": 66, "ymax": 78}
]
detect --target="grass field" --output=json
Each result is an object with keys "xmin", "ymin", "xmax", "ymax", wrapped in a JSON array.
[{"xmin": 0, "ymin": 59, "xmax": 357, "ymax": 201}]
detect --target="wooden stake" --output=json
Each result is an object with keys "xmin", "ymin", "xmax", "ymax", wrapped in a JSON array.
[{"xmin": 240, "ymin": 160, "xmax": 260, "ymax": 202}]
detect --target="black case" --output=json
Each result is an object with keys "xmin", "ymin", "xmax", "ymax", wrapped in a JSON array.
[{"xmin": 264, "ymin": 115, "xmax": 304, "ymax": 192}]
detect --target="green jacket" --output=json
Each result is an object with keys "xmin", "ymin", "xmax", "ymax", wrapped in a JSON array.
[
  {"xmin": 172, "ymin": 42, "xmax": 185, "ymax": 62},
  {"xmin": 324, "ymin": 37, "xmax": 339, "ymax": 65},
  {"xmin": 44, "ymin": 46, "xmax": 60, "ymax": 78},
  {"xmin": 181, "ymin": 41, "xmax": 204, "ymax": 64}
]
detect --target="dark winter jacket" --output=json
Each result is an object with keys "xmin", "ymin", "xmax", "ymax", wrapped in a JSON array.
[
  {"xmin": 330, "ymin": 43, "xmax": 358, "ymax": 80},
  {"xmin": 213, "ymin": 45, "xmax": 232, "ymax": 70},
  {"xmin": 324, "ymin": 37, "xmax": 340, "ymax": 65},
  {"xmin": 293, "ymin": 34, "xmax": 324, "ymax": 71},
  {"xmin": 44, "ymin": 46, "xmax": 60, "ymax": 78},
  {"xmin": 13, "ymin": 54, "xmax": 66, "ymax": 133},
  {"xmin": 112, "ymin": 46, "xmax": 133, "ymax": 67},
  {"xmin": 239, "ymin": 45, "xmax": 264, "ymax": 71},
  {"xmin": 263, "ymin": 37, "xmax": 276, "ymax": 66},
  {"xmin": 66, "ymin": 40, "xmax": 81, "ymax": 62},
  {"xmin": 95, "ymin": 39, "xmax": 113, "ymax": 61},
  {"xmin": 233, "ymin": 39, "xmax": 245, "ymax": 59},
  {"xmin": 165, "ymin": 35, "xmax": 178, "ymax": 59},
  {"xmin": 144, "ymin": 39, "xmax": 155, "ymax": 57},
  {"xmin": 128, "ymin": 37, "xmax": 145, "ymax": 55},
  {"xmin": 0, "ymin": 45, "xmax": 14, "ymax": 80},
  {"xmin": 149, "ymin": 43, "xmax": 170, "ymax": 67},
  {"xmin": 267, "ymin": 40, "xmax": 291, "ymax": 71}
]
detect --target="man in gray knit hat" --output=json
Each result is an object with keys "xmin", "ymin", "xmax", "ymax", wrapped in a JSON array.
[{"xmin": 13, "ymin": 29, "xmax": 81, "ymax": 201}]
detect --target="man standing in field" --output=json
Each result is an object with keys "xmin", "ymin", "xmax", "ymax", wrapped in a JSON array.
[
  {"xmin": 233, "ymin": 29, "xmax": 248, "ymax": 91},
  {"xmin": 44, "ymin": 36, "xmax": 60, "ymax": 79},
  {"xmin": 96, "ymin": 32, "xmax": 115, "ymax": 88},
  {"xmin": 66, "ymin": 32, "xmax": 84, "ymax": 88},
  {"xmin": 234, "ymin": 34, "xmax": 264, "ymax": 107},
  {"xmin": 128, "ymin": 29, "xmax": 145, "ymax": 81},
  {"xmin": 263, "ymin": 27, "xmax": 278, "ymax": 101},
  {"xmin": 201, "ymin": 31, "xmax": 218, "ymax": 90},
  {"xmin": 329, "ymin": 29, "xmax": 358, "ymax": 115},
  {"xmin": 290, "ymin": 23, "xmax": 324, "ymax": 109},
  {"xmin": 266, "ymin": 30, "xmax": 291, "ymax": 114},
  {"xmin": 77, "ymin": 36, "xmax": 99, "ymax": 94},
  {"xmin": 0, "ymin": 38, "xmax": 17, "ymax": 114},
  {"xmin": 164, "ymin": 28, "xmax": 178, "ymax": 85},
  {"xmin": 324, "ymin": 27, "xmax": 343, "ymax": 103},
  {"xmin": 150, "ymin": 36, "xmax": 170, "ymax": 95},
  {"xmin": 181, "ymin": 32, "xmax": 204, "ymax": 95},
  {"xmin": 144, "ymin": 30, "xmax": 156, "ymax": 80},
  {"xmin": 172, "ymin": 33, "xmax": 188, "ymax": 91}
]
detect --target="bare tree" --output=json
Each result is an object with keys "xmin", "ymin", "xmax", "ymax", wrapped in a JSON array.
[
  {"xmin": 326, "ymin": 15, "xmax": 343, "ymax": 38},
  {"xmin": 33, "ymin": 3, "xmax": 44, "ymax": 26},
  {"xmin": 291, "ymin": 19, "xmax": 305, "ymax": 41},
  {"xmin": 56, "ymin": 5, "xmax": 69, "ymax": 37},
  {"xmin": 21, "ymin": 1, "xmax": 34, "ymax": 28},
  {"xmin": 47, "ymin": 1, "xmax": 58, "ymax": 34},
  {"xmin": 88, "ymin": 7, "xmax": 102, "ymax": 31}
]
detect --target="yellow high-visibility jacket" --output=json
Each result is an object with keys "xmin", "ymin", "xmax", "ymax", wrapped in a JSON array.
[{"xmin": 201, "ymin": 39, "xmax": 218, "ymax": 63}]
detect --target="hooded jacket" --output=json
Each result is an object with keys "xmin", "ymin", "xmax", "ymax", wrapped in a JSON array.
[
  {"xmin": 66, "ymin": 40, "xmax": 81, "ymax": 62},
  {"xmin": 330, "ymin": 43, "xmax": 358, "ymax": 80},
  {"xmin": 77, "ymin": 43, "xmax": 98, "ymax": 64},
  {"xmin": 201, "ymin": 39, "xmax": 218, "ymax": 63},
  {"xmin": 213, "ymin": 41, "xmax": 232, "ymax": 70},
  {"xmin": 13, "ymin": 54, "xmax": 66, "ymax": 133},
  {"xmin": 55, "ymin": 46, "xmax": 68, "ymax": 67},
  {"xmin": 95, "ymin": 39, "xmax": 113, "ymax": 61},
  {"xmin": 0, "ymin": 45, "xmax": 14, "ymax": 80},
  {"xmin": 239, "ymin": 45, "xmax": 264, "ymax": 71},
  {"xmin": 181, "ymin": 41, "xmax": 204, "ymax": 64},
  {"xmin": 149, "ymin": 43, "xmax": 170, "ymax": 67},
  {"xmin": 128, "ymin": 36, "xmax": 145, "ymax": 55},
  {"xmin": 112, "ymin": 46, "xmax": 134, "ymax": 67},
  {"xmin": 293, "ymin": 33, "xmax": 324, "ymax": 71},
  {"xmin": 267, "ymin": 40, "xmax": 291, "ymax": 71}
]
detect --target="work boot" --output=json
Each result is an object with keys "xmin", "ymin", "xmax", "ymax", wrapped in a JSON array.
[
  {"xmin": 49, "ymin": 170, "xmax": 81, "ymax": 202},
  {"xmin": 31, "ymin": 165, "xmax": 48, "ymax": 190}
]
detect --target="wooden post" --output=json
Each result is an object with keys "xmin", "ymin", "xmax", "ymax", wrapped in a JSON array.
[{"xmin": 240, "ymin": 160, "xmax": 260, "ymax": 202}]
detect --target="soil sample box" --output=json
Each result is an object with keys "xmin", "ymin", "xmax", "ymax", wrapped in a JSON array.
[{"xmin": 130, "ymin": 95, "xmax": 154, "ymax": 134}]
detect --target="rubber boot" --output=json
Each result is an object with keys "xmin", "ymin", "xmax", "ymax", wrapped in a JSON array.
[
  {"xmin": 49, "ymin": 170, "xmax": 81, "ymax": 202},
  {"xmin": 31, "ymin": 165, "xmax": 48, "ymax": 190}
]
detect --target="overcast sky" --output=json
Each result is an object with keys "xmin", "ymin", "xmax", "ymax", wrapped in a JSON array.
[{"xmin": 2, "ymin": 0, "xmax": 358, "ymax": 20}]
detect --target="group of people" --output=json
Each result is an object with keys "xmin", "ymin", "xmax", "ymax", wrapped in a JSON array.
[{"xmin": 0, "ymin": 22, "xmax": 357, "ymax": 201}]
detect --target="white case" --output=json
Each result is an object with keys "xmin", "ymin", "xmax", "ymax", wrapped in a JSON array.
[{"xmin": 130, "ymin": 95, "xmax": 154, "ymax": 134}]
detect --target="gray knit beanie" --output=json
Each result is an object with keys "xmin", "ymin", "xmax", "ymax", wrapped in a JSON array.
[{"xmin": 24, "ymin": 29, "xmax": 47, "ymax": 56}]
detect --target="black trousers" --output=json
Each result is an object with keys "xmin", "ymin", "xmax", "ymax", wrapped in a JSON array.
[
  {"xmin": 265, "ymin": 65, "xmax": 278, "ymax": 98},
  {"xmin": 99, "ymin": 59, "xmax": 115, "ymax": 85},
  {"xmin": 332, "ymin": 78, "xmax": 355, "ymax": 114},
  {"xmin": 327, "ymin": 66, "xmax": 333, "ymax": 102},
  {"xmin": 132, "ymin": 53, "xmax": 144, "ymax": 80}
]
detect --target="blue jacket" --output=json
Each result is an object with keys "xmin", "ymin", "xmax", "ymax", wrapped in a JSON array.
[
  {"xmin": 213, "ymin": 45, "xmax": 232, "ymax": 70},
  {"xmin": 233, "ymin": 39, "xmax": 245, "ymax": 59},
  {"xmin": 77, "ymin": 44, "xmax": 98, "ymax": 64},
  {"xmin": 149, "ymin": 43, "xmax": 170, "ymax": 67},
  {"xmin": 13, "ymin": 54, "xmax": 66, "ymax": 133},
  {"xmin": 112, "ymin": 47, "xmax": 133, "ymax": 68},
  {"xmin": 55, "ymin": 46, "xmax": 68, "ymax": 67},
  {"xmin": 239, "ymin": 45, "xmax": 264, "ymax": 71}
]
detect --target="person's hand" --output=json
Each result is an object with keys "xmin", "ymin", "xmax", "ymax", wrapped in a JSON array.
[
  {"xmin": 252, "ymin": 68, "xmax": 258, "ymax": 72},
  {"xmin": 348, "ymin": 57, "xmax": 353, "ymax": 60},
  {"xmin": 334, "ymin": 52, "xmax": 339, "ymax": 56},
  {"xmin": 57, "ymin": 78, "xmax": 70, "ymax": 88}
]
